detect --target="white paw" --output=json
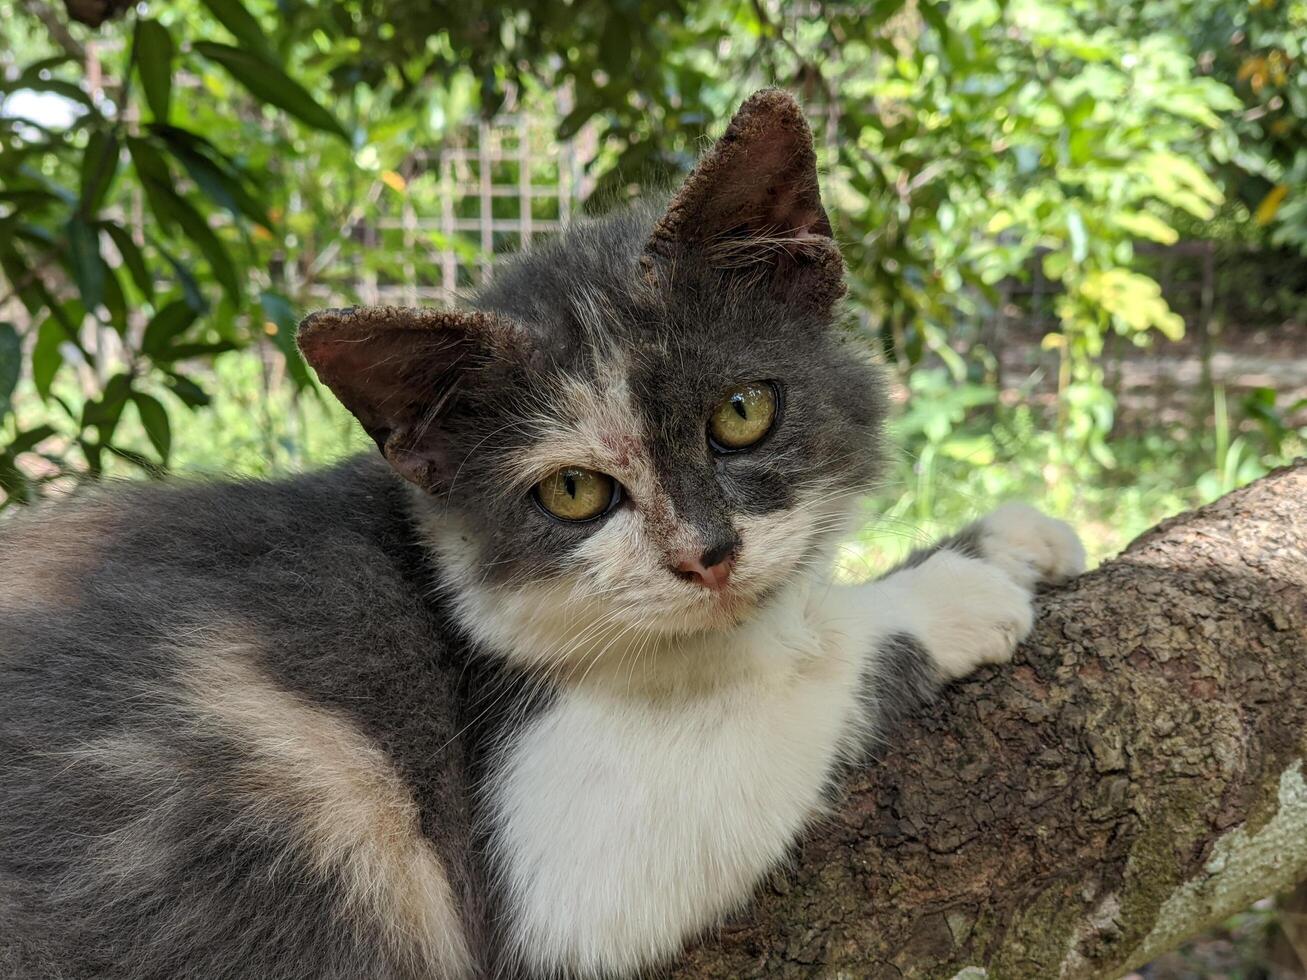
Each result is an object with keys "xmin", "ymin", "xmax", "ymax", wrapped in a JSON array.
[
  {"xmin": 975, "ymin": 503, "xmax": 1086, "ymax": 592},
  {"xmin": 889, "ymin": 549, "xmax": 1035, "ymax": 681}
]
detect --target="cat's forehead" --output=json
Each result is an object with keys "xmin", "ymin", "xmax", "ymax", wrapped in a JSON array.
[{"xmin": 531, "ymin": 361, "xmax": 645, "ymax": 465}]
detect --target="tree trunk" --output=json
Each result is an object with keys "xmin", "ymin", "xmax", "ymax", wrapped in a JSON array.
[{"xmin": 671, "ymin": 460, "xmax": 1307, "ymax": 980}]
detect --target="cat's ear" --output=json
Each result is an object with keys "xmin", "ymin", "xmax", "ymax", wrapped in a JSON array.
[
  {"xmin": 643, "ymin": 88, "xmax": 842, "ymax": 311},
  {"xmin": 298, "ymin": 306, "xmax": 528, "ymax": 492}
]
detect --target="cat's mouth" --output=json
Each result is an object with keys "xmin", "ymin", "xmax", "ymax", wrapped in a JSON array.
[{"xmin": 668, "ymin": 555, "xmax": 795, "ymax": 629}]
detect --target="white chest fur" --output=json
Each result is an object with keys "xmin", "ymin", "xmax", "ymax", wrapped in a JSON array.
[{"xmin": 489, "ymin": 584, "xmax": 870, "ymax": 977}]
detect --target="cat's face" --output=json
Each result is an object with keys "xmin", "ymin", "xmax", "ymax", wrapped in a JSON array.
[
  {"xmin": 436, "ymin": 248, "xmax": 883, "ymax": 651},
  {"xmin": 301, "ymin": 90, "xmax": 886, "ymax": 669}
]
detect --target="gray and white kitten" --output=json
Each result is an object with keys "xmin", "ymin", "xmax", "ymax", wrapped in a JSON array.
[{"xmin": 0, "ymin": 90, "xmax": 1084, "ymax": 979}]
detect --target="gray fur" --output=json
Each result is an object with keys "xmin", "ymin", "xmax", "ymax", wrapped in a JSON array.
[{"xmin": 1, "ymin": 460, "xmax": 536, "ymax": 978}]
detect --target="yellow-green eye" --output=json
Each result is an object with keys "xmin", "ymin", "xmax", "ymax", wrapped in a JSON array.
[
  {"xmin": 534, "ymin": 467, "xmax": 619, "ymax": 522},
  {"xmin": 709, "ymin": 382, "xmax": 778, "ymax": 451}
]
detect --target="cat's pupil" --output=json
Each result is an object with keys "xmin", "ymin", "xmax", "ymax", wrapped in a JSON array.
[
  {"xmin": 732, "ymin": 395, "xmax": 748, "ymax": 420},
  {"xmin": 564, "ymin": 473, "xmax": 577, "ymax": 498}
]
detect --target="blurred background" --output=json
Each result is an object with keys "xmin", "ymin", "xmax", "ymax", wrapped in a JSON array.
[{"xmin": 1, "ymin": 0, "xmax": 1304, "ymax": 974}]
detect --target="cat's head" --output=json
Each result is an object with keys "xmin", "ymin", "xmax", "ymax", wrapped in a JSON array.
[{"xmin": 300, "ymin": 90, "xmax": 886, "ymax": 670}]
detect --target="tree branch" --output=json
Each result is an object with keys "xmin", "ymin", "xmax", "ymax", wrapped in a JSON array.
[
  {"xmin": 671, "ymin": 460, "xmax": 1307, "ymax": 979},
  {"xmin": 18, "ymin": 0, "xmax": 86, "ymax": 61}
]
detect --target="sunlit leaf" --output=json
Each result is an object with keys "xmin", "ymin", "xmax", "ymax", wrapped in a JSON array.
[
  {"xmin": 1113, "ymin": 211, "xmax": 1179, "ymax": 245},
  {"xmin": 1077, "ymin": 269, "xmax": 1185, "ymax": 341},
  {"xmin": 1254, "ymin": 184, "xmax": 1288, "ymax": 225},
  {"xmin": 1066, "ymin": 209, "xmax": 1088, "ymax": 264}
]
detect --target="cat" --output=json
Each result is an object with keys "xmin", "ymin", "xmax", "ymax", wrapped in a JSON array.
[{"xmin": 0, "ymin": 89, "xmax": 1084, "ymax": 979}]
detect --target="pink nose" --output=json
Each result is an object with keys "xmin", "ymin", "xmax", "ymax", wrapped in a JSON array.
[
  {"xmin": 673, "ymin": 544, "xmax": 737, "ymax": 590},
  {"xmin": 674, "ymin": 555, "xmax": 734, "ymax": 590}
]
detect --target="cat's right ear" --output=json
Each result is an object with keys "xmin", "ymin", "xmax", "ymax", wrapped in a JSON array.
[
  {"xmin": 298, "ymin": 306, "xmax": 528, "ymax": 492},
  {"xmin": 643, "ymin": 88, "xmax": 843, "ymax": 313}
]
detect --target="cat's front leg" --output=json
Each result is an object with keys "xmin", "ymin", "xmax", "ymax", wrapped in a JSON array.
[{"xmin": 854, "ymin": 505, "xmax": 1085, "ymax": 730}]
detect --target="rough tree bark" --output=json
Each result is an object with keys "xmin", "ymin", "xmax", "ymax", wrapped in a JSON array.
[{"xmin": 671, "ymin": 460, "xmax": 1307, "ymax": 980}]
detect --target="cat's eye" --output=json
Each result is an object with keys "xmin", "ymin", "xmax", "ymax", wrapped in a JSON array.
[
  {"xmin": 534, "ymin": 466, "xmax": 620, "ymax": 522},
  {"xmin": 708, "ymin": 382, "xmax": 778, "ymax": 452}
]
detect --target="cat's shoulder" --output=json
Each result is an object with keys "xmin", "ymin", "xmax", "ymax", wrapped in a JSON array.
[{"xmin": 0, "ymin": 455, "xmax": 429, "ymax": 632}]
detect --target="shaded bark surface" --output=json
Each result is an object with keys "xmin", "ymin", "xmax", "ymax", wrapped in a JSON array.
[{"xmin": 671, "ymin": 461, "xmax": 1307, "ymax": 980}]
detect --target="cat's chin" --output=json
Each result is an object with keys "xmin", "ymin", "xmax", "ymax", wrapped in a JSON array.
[{"xmin": 643, "ymin": 574, "xmax": 793, "ymax": 638}]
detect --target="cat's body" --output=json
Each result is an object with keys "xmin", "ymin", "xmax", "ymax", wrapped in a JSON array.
[{"xmin": 0, "ymin": 91, "xmax": 1084, "ymax": 979}]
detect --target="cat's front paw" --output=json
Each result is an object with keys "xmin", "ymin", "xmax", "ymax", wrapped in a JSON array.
[
  {"xmin": 897, "ymin": 549, "xmax": 1035, "ymax": 680},
  {"xmin": 973, "ymin": 503, "xmax": 1086, "ymax": 592}
]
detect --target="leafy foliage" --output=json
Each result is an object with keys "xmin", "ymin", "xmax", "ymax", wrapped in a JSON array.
[{"xmin": 0, "ymin": 0, "xmax": 1302, "ymax": 512}]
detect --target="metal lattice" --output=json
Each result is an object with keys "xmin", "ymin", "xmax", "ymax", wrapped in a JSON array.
[{"xmin": 312, "ymin": 110, "xmax": 598, "ymax": 310}]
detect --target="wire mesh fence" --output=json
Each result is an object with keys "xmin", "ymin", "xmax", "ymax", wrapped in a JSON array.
[{"xmin": 302, "ymin": 110, "xmax": 599, "ymax": 310}]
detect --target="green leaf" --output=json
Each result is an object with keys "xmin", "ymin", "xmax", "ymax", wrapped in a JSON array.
[
  {"xmin": 101, "ymin": 262, "xmax": 128, "ymax": 334},
  {"xmin": 193, "ymin": 42, "xmax": 350, "ymax": 141},
  {"xmin": 142, "ymin": 299, "xmax": 198, "ymax": 355},
  {"xmin": 8, "ymin": 424, "xmax": 55, "ymax": 454},
  {"xmin": 197, "ymin": 0, "xmax": 272, "ymax": 58},
  {"xmin": 127, "ymin": 135, "xmax": 172, "ymax": 185},
  {"xmin": 599, "ymin": 13, "xmax": 632, "ymax": 77},
  {"xmin": 0, "ymin": 249, "xmax": 39, "ymax": 318},
  {"xmin": 0, "ymin": 322, "xmax": 19, "ymax": 419},
  {"xmin": 164, "ymin": 372, "xmax": 210, "ymax": 408},
  {"xmin": 31, "ymin": 315, "xmax": 64, "ymax": 399},
  {"xmin": 0, "ymin": 188, "xmax": 63, "ymax": 212},
  {"xmin": 128, "ymin": 137, "xmax": 180, "ymax": 235},
  {"xmin": 1077, "ymin": 269, "xmax": 1186, "ymax": 341},
  {"xmin": 82, "ymin": 372, "xmax": 132, "ymax": 445},
  {"xmin": 259, "ymin": 289, "xmax": 314, "ymax": 391},
  {"xmin": 65, "ymin": 216, "xmax": 105, "ymax": 312},
  {"xmin": 18, "ymin": 55, "xmax": 74, "ymax": 84},
  {"xmin": 1113, "ymin": 211, "xmax": 1179, "ymax": 245},
  {"xmin": 150, "ymin": 238, "xmax": 207, "ymax": 311},
  {"xmin": 79, "ymin": 128, "xmax": 121, "ymax": 213},
  {"xmin": 153, "ymin": 340, "xmax": 239, "ymax": 361},
  {"xmin": 1066, "ymin": 209, "xmax": 1088, "ymax": 264},
  {"xmin": 154, "ymin": 126, "xmax": 271, "ymax": 228},
  {"xmin": 143, "ymin": 184, "xmax": 241, "ymax": 303},
  {"xmin": 100, "ymin": 222, "xmax": 154, "ymax": 301},
  {"xmin": 131, "ymin": 391, "xmax": 171, "ymax": 462},
  {"xmin": 134, "ymin": 19, "xmax": 175, "ymax": 123}
]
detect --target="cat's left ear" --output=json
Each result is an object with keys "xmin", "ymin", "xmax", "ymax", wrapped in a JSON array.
[
  {"xmin": 643, "ymin": 88, "xmax": 843, "ymax": 312},
  {"xmin": 298, "ymin": 306, "xmax": 528, "ymax": 491}
]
